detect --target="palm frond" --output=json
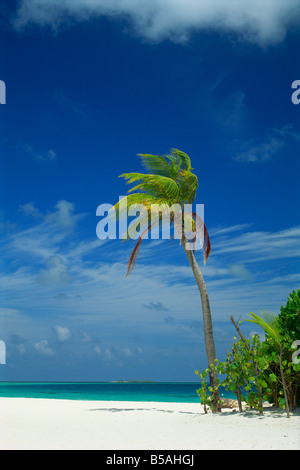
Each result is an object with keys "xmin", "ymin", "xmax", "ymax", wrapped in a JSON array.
[
  {"xmin": 202, "ymin": 221, "xmax": 211, "ymax": 264},
  {"xmin": 121, "ymin": 172, "xmax": 180, "ymax": 200},
  {"xmin": 116, "ymin": 148, "xmax": 209, "ymax": 276},
  {"xmin": 182, "ymin": 211, "xmax": 211, "ymax": 263},
  {"xmin": 126, "ymin": 223, "xmax": 152, "ymax": 277},
  {"xmin": 138, "ymin": 154, "xmax": 170, "ymax": 177},
  {"xmin": 191, "ymin": 211, "xmax": 211, "ymax": 263},
  {"xmin": 246, "ymin": 311, "xmax": 281, "ymax": 345},
  {"xmin": 125, "ymin": 207, "xmax": 151, "ymax": 241},
  {"xmin": 114, "ymin": 193, "xmax": 158, "ymax": 219},
  {"xmin": 169, "ymin": 161, "xmax": 181, "ymax": 181},
  {"xmin": 171, "ymin": 148, "xmax": 192, "ymax": 171},
  {"xmin": 120, "ymin": 172, "xmax": 150, "ymax": 185},
  {"xmin": 178, "ymin": 170, "xmax": 198, "ymax": 203}
]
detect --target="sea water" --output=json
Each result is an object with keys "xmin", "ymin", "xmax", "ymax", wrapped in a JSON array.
[{"xmin": 0, "ymin": 382, "xmax": 236, "ymax": 403}]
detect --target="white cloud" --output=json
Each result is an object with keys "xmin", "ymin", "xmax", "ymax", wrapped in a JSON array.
[
  {"xmin": 122, "ymin": 347, "xmax": 133, "ymax": 357},
  {"xmin": 0, "ymin": 307, "xmax": 24, "ymax": 319},
  {"xmin": 6, "ymin": 200, "xmax": 82, "ymax": 269},
  {"xmin": 18, "ymin": 344, "xmax": 26, "ymax": 355},
  {"xmin": 19, "ymin": 202, "xmax": 42, "ymax": 218},
  {"xmin": 12, "ymin": 0, "xmax": 300, "ymax": 46},
  {"xmin": 45, "ymin": 200, "xmax": 77, "ymax": 232},
  {"xmin": 38, "ymin": 255, "xmax": 72, "ymax": 285},
  {"xmin": 34, "ymin": 339, "xmax": 55, "ymax": 356},
  {"xmin": 54, "ymin": 325, "xmax": 72, "ymax": 343},
  {"xmin": 228, "ymin": 263, "xmax": 253, "ymax": 281},
  {"xmin": 80, "ymin": 330, "xmax": 92, "ymax": 343},
  {"xmin": 104, "ymin": 348, "xmax": 113, "ymax": 360},
  {"xmin": 94, "ymin": 345, "xmax": 102, "ymax": 356}
]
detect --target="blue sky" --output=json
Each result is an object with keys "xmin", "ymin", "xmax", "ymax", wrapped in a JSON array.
[{"xmin": 0, "ymin": 0, "xmax": 299, "ymax": 382}]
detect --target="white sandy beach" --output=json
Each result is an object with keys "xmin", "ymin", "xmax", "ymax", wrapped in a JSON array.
[{"xmin": 0, "ymin": 397, "xmax": 299, "ymax": 450}]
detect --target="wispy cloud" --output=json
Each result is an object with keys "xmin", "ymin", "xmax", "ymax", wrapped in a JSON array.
[
  {"xmin": 19, "ymin": 202, "xmax": 42, "ymax": 218},
  {"xmin": 1, "ymin": 202, "xmax": 299, "ymax": 323},
  {"xmin": 54, "ymin": 89, "xmax": 89, "ymax": 119},
  {"xmin": 1, "ymin": 202, "xmax": 299, "ymax": 378},
  {"xmin": 212, "ymin": 226, "xmax": 300, "ymax": 262},
  {"xmin": 210, "ymin": 224, "xmax": 253, "ymax": 236},
  {"xmin": 38, "ymin": 255, "xmax": 72, "ymax": 285},
  {"xmin": 143, "ymin": 301, "xmax": 169, "ymax": 312},
  {"xmin": 273, "ymin": 124, "xmax": 300, "ymax": 143},
  {"xmin": 12, "ymin": 0, "xmax": 300, "ymax": 46},
  {"xmin": 233, "ymin": 124, "xmax": 300, "ymax": 163},
  {"xmin": 20, "ymin": 143, "xmax": 57, "ymax": 163},
  {"xmin": 217, "ymin": 91, "xmax": 247, "ymax": 131},
  {"xmin": 234, "ymin": 135, "xmax": 284, "ymax": 163}
]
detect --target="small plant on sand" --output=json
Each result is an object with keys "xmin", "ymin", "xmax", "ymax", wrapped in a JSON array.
[
  {"xmin": 196, "ymin": 333, "xmax": 269, "ymax": 414},
  {"xmin": 195, "ymin": 361, "xmax": 221, "ymax": 413}
]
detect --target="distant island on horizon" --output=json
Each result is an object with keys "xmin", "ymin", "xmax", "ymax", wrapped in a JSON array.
[{"xmin": 112, "ymin": 380, "xmax": 156, "ymax": 383}]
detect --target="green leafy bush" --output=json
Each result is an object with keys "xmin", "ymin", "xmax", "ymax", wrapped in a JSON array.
[
  {"xmin": 278, "ymin": 289, "xmax": 300, "ymax": 342},
  {"xmin": 195, "ymin": 293, "xmax": 300, "ymax": 416}
]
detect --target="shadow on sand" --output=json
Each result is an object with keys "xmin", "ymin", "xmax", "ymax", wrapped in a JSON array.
[{"xmin": 88, "ymin": 404, "xmax": 300, "ymax": 419}]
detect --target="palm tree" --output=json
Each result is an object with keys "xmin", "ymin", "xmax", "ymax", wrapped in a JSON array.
[{"xmin": 115, "ymin": 148, "xmax": 221, "ymax": 411}]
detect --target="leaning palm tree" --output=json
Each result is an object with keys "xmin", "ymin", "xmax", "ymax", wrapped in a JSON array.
[{"xmin": 114, "ymin": 148, "xmax": 221, "ymax": 410}]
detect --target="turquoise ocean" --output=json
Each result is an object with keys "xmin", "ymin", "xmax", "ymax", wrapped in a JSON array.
[{"xmin": 0, "ymin": 382, "xmax": 235, "ymax": 403}]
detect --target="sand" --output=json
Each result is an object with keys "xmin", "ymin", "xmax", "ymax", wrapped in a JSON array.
[{"xmin": 0, "ymin": 397, "xmax": 299, "ymax": 450}]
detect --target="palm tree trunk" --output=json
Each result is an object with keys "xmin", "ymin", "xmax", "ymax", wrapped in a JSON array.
[{"xmin": 182, "ymin": 236, "xmax": 221, "ymax": 412}]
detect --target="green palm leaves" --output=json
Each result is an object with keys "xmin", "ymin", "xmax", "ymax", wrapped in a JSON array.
[
  {"xmin": 120, "ymin": 148, "xmax": 198, "ymax": 205},
  {"xmin": 121, "ymin": 173, "xmax": 181, "ymax": 201},
  {"xmin": 247, "ymin": 311, "xmax": 282, "ymax": 346},
  {"xmin": 116, "ymin": 148, "xmax": 210, "ymax": 276},
  {"xmin": 139, "ymin": 148, "xmax": 192, "ymax": 174}
]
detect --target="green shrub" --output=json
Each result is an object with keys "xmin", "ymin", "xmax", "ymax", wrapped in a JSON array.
[
  {"xmin": 195, "ymin": 294, "xmax": 300, "ymax": 415},
  {"xmin": 278, "ymin": 289, "xmax": 300, "ymax": 342}
]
